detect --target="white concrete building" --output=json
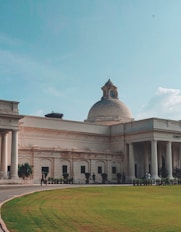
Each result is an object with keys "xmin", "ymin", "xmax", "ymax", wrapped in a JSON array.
[{"xmin": 0, "ymin": 80, "xmax": 181, "ymax": 184}]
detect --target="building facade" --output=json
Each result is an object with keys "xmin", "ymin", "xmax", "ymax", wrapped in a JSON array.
[{"xmin": 0, "ymin": 80, "xmax": 181, "ymax": 184}]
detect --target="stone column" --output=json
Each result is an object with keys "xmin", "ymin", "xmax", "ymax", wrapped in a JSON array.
[
  {"xmin": 90, "ymin": 159, "xmax": 96, "ymax": 183},
  {"xmin": 151, "ymin": 140, "xmax": 159, "ymax": 179},
  {"xmin": 89, "ymin": 159, "xmax": 92, "ymax": 173},
  {"xmin": 166, "ymin": 141, "xmax": 173, "ymax": 179},
  {"xmin": 1, "ymin": 132, "xmax": 8, "ymax": 177},
  {"xmin": 53, "ymin": 157, "xmax": 59, "ymax": 178},
  {"xmin": 128, "ymin": 143, "xmax": 135, "ymax": 181},
  {"xmin": 158, "ymin": 145, "xmax": 162, "ymax": 171},
  {"xmin": 71, "ymin": 157, "xmax": 74, "ymax": 179},
  {"xmin": 144, "ymin": 143, "xmax": 149, "ymax": 174},
  {"xmin": 107, "ymin": 160, "xmax": 112, "ymax": 182},
  {"xmin": 179, "ymin": 144, "xmax": 181, "ymax": 169},
  {"xmin": 10, "ymin": 130, "xmax": 19, "ymax": 179}
]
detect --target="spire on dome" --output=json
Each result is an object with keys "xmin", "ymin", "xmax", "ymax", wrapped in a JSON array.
[
  {"xmin": 105, "ymin": 79, "xmax": 113, "ymax": 87},
  {"xmin": 101, "ymin": 79, "xmax": 118, "ymax": 100}
]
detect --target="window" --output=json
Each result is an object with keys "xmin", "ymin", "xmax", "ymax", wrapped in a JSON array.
[
  {"xmin": 149, "ymin": 164, "xmax": 151, "ymax": 174},
  {"xmin": 81, "ymin": 166, "xmax": 85, "ymax": 173},
  {"xmin": 135, "ymin": 164, "xmax": 137, "ymax": 178},
  {"xmin": 7, "ymin": 166, "xmax": 10, "ymax": 172},
  {"xmin": 62, "ymin": 165, "xmax": 67, "ymax": 175},
  {"xmin": 98, "ymin": 166, "xmax": 102, "ymax": 174},
  {"xmin": 112, "ymin": 167, "xmax": 116, "ymax": 174},
  {"xmin": 42, "ymin": 167, "xmax": 49, "ymax": 178}
]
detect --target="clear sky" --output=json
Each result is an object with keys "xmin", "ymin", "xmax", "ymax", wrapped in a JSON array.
[{"xmin": 1, "ymin": 0, "xmax": 181, "ymax": 122}]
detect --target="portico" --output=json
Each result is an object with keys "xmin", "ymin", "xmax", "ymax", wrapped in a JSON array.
[
  {"xmin": 127, "ymin": 139, "xmax": 181, "ymax": 181},
  {"xmin": 0, "ymin": 100, "xmax": 23, "ymax": 182},
  {"xmin": 121, "ymin": 117, "xmax": 181, "ymax": 182}
]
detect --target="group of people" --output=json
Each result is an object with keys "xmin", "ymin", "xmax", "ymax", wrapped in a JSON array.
[{"xmin": 145, "ymin": 172, "xmax": 151, "ymax": 180}]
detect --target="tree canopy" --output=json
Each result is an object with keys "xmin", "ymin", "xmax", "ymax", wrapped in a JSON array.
[{"xmin": 18, "ymin": 163, "xmax": 33, "ymax": 179}]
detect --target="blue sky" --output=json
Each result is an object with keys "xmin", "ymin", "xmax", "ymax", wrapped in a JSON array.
[{"xmin": 1, "ymin": 0, "xmax": 181, "ymax": 122}]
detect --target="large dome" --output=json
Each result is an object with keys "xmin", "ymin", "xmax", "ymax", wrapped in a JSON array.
[{"xmin": 85, "ymin": 80, "xmax": 133, "ymax": 125}]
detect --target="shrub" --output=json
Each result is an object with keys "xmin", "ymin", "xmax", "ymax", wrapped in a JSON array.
[
  {"xmin": 101, "ymin": 173, "xmax": 107, "ymax": 184},
  {"xmin": 18, "ymin": 163, "xmax": 33, "ymax": 179}
]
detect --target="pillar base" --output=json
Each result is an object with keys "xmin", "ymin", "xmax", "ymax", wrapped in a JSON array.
[
  {"xmin": 168, "ymin": 175, "xmax": 174, "ymax": 179},
  {"xmin": 127, "ymin": 176, "xmax": 135, "ymax": 182},
  {"xmin": 151, "ymin": 175, "xmax": 160, "ymax": 180},
  {"xmin": 10, "ymin": 175, "xmax": 19, "ymax": 180}
]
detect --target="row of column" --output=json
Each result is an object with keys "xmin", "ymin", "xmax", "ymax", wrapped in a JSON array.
[
  {"xmin": 1, "ymin": 130, "xmax": 18, "ymax": 179},
  {"xmin": 128, "ymin": 140, "xmax": 174, "ymax": 180}
]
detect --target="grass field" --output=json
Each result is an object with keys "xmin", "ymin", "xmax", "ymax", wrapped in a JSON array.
[{"xmin": 2, "ymin": 185, "xmax": 181, "ymax": 232}]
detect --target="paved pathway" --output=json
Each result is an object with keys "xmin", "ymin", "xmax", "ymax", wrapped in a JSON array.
[{"xmin": 0, "ymin": 184, "xmax": 75, "ymax": 203}]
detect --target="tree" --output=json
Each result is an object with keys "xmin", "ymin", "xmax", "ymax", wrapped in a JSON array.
[
  {"xmin": 173, "ymin": 168, "xmax": 181, "ymax": 178},
  {"xmin": 116, "ymin": 173, "xmax": 122, "ymax": 184},
  {"xmin": 63, "ymin": 172, "xmax": 69, "ymax": 183},
  {"xmin": 158, "ymin": 166, "xmax": 168, "ymax": 178},
  {"xmin": 101, "ymin": 173, "xmax": 107, "ymax": 184},
  {"xmin": 84, "ymin": 172, "xmax": 90, "ymax": 184},
  {"xmin": 18, "ymin": 163, "xmax": 33, "ymax": 179}
]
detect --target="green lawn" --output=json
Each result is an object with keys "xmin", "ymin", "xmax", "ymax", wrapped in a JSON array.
[{"xmin": 2, "ymin": 185, "xmax": 181, "ymax": 232}]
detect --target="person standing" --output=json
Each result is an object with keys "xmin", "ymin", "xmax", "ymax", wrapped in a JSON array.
[{"xmin": 92, "ymin": 173, "xmax": 96, "ymax": 183}]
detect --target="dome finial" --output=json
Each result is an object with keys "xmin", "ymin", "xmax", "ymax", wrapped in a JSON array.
[
  {"xmin": 105, "ymin": 78, "xmax": 113, "ymax": 87},
  {"xmin": 102, "ymin": 79, "xmax": 118, "ymax": 100}
]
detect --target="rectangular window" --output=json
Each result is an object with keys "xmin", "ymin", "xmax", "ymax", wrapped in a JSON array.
[
  {"xmin": 81, "ymin": 166, "xmax": 85, "ymax": 174},
  {"xmin": 135, "ymin": 164, "xmax": 137, "ymax": 178},
  {"xmin": 98, "ymin": 166, "xmax": 102, "ymax": 174},
  {"xmin": 62, "ymin": 165, "xmax": 67, "ymax": 175},
  {"xmin": 7, "ymin": 166, "xmax": 10, "ymax": 172},
  {"xmin": 42, "ymin": 167, "xmax": 49, "ymax": 178},
  {"xmin": 112, "ymin": 167, "xmax": 116, "ymax": 174}
]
